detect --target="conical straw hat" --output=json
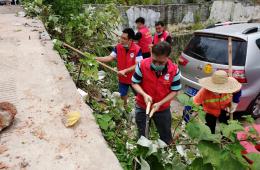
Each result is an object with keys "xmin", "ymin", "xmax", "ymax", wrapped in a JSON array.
[{"xmin": 199, "ymin": 70, "xmax": 242, "ymax": 93}]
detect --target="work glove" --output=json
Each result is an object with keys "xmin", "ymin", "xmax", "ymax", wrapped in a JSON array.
[
  {"xmin": 226, "ymin": 102, "xmax": 238, "ymax": 113},
  {"xmin": 230, "ymin": 102, "xmax": 238, "ymax": 113},
  {"xmin": 183, "ymin": 106, "xmax": 192, "ymax": 123}
]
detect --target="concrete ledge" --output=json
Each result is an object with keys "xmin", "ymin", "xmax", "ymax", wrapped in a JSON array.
[{"xmin": 0, "ymin": 8, "xmax": 121, "ymax": 170}]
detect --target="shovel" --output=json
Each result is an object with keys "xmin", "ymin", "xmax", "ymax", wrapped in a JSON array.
[{"xmin": 144, "ymin": 102, "xmax": 156, "ymax": 138}]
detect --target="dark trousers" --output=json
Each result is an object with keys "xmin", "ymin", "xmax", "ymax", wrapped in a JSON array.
[
  {"xmin": 142, "ymin": 52, "xmax": 151, "ymax": 59},
  {"xmin": 135, "ymin": 106, "xmax": 173, "ymax": 144},
  {"xmin": 205, "ymin": 110, "xmax": 229, "ymax": 134}
]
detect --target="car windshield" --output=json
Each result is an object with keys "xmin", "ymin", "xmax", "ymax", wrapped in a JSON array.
[{"xmin": 183, "ymin": 34, "xmax": 247, "ymax": 66}]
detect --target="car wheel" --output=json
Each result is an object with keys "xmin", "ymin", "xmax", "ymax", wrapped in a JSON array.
[{"xmin": 251, "ymin": 95, "xmax": 260, "ymax": 118}]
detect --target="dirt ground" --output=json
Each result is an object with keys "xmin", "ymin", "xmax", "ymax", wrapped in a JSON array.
[{"xmin": 0, "ymin": 6, "xmax": 121, "ymax": 170}]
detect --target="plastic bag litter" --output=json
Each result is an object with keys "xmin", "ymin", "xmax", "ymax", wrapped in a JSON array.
[
  {"xmin": 63, "ymin": 111, "xmax": 81, "ymax": 127},
  {"xmin": 98, "ymin": 70, "xmax": 106, "ymax": 80}
]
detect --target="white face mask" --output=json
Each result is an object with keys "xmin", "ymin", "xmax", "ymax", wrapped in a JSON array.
[{"xmin": 157, "ymin": 32, "xmax": 163, "ymax": 35}]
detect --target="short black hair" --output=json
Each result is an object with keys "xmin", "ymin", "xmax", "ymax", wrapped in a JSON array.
[
  {"xmin": 152, "ymin": 41, "xmax": 171, "ymax": 57},
  {"xmin": 122, "ymin": 28, "xmax": 135, "ymax": 40},
  {"xmin": 155, "ymin": 21, "xmax": 165, "ymax": 27},
  {"xmin": 135, "ymin": 17, "xmax": 145, "ymax": 24}
]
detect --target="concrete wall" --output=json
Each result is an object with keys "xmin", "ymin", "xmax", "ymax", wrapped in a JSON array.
[
  {"xmin": 84, "ymin": 3, "xmax": 211, "ymax": 29},
  {"xmin": 121, "ymin": 4, "xmax": 210, "ymax": 28},
  {"xmin": 212, "ymin": 0, "xmax": 260, "ymax": 5},
  {"xmin": 209, "ymin": 1, "xmax": 260, "ymax": 22}
]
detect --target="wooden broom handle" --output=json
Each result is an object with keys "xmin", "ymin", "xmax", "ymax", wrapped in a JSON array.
[
  {"xmin": 228, "ymin": 37, "xmax": 234, "ymax": 120},
  {"xmin": 62, "ymin": 42, "xmax": 118, "ymax": 74},
  {"xmin": 228, "ymin": 37, "xmax": 233, "ymax": 77},
  {"xmin": 146, "ymin": 101, "xmax": 152, "ymax": 115}
]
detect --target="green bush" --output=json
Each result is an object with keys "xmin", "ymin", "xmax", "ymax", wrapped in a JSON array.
[{"xmin": 45, "ymin": 0, "xmax": 84, "ymax": 20}]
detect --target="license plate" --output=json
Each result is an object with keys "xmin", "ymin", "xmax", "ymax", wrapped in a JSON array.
[{"xmin": 185, "ymin": 86, "xmax": 198, "ymax": 96}]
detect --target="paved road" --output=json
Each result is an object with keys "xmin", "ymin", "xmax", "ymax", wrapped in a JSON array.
[{"xmin": 0, "ymin": 6, "xmax": 121, "ymax": 170}]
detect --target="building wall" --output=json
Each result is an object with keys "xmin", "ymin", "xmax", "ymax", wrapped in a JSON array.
[{"xmin": 84, "ymin": 3, "xmax": 211, "ymax": 29}]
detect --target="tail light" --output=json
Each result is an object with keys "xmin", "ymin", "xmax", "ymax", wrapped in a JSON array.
[
  {"xmin": 233, "ymin": 70, "xmax": 247, "ymax": 83},
  {"xmin": 217, "ymin": 69, "xmax": 247, "ymax": 83},
  {"xmin": 178, "ymin": 55, "xmax": 189, "ymax": 66}
]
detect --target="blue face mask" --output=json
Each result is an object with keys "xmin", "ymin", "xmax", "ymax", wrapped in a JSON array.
[{"xmin": 151, "ymin": 63, "xmax": 165, "ymax": 71}]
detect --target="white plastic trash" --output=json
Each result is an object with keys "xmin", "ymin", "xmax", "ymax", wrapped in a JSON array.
[{"xmin": 77, "ymin": 88, "xmax": 89, "ymax": 102}]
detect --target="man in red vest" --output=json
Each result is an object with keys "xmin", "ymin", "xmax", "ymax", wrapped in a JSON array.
[
  {"xmin": 153, "ymin": 21, "xmax": 172, "ymax": 45},
  {"xmin": 96, "ymin": 28, "xmax": 143, "ymax": 107},
  {"xmin": 135, "ymin": 17, "xmax": 153, "ymax": 59},
  {"xmin": 132, "ymin": 42, "xmax": 181, "ymax": 145}
]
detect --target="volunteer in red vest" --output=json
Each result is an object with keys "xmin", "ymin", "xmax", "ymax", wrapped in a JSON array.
[
  {"xmin": 191, "ymin": 70, "xmax": 242, "ymax": 134},
  {"xmin": 96, "ymin": 28, "xmax": 143, "ymax": 107},
  {"xmin": 135, "ymin": 17, "xmax": 153, "ymax": 59},
  {"xmin": 153, "ymin": 21, "xmax": 172, "ymax": 45},
  {"xmin": 132, "ymin": 42, "xmax": 181, "ymax": 145}
]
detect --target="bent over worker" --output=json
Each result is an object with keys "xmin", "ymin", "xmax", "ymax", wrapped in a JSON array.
[
  {"xmin": 135, "ymin": 17, "xmax": 153, "ymax": 59},
  {"xmin": 96, "ymin": 28, "xmax": 143, "ymax": 107},
  {"xmin": 132, "ymin": 42, "xmax": 181, "ymax": 145},
  {"xmin": 153, "ymin": 21, "xmax": 172, "ymax": 45},
  {"xmin": 191, "ymin": 70, "xmax": 242, "ymax": 134}
]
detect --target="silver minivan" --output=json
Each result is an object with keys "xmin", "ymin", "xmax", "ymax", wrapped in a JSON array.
[{"xmin": 179, "ymin": 22, "xmax": 260, "ymax": 118}]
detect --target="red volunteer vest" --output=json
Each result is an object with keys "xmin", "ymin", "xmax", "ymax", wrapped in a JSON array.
[
  {"xmin": 136, "ymin": 58, "xmax": 178, "ymax": 111},
  {"xmin": 153, "ymin": 31, "xmax": 170, "ymax": 45},
  {"xmin": 116, "ymin": 42, "xmax": 141, "ymax": 84},
  {"xmin": 138, "ymin": 26, "xmax": 152, "ymax": 53}
]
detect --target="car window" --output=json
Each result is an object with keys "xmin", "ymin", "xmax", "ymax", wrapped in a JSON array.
[
  {"xmin": 256, "ymin": 38, "xmax": 260, "ymax": 49},
  {"xmin": 183, "ymin": 34, "xmax": 247, "ymax": 66}
]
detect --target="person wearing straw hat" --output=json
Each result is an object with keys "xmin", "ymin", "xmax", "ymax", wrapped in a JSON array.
[{"xmin": 190, "ymin": 70, "xmax": 242, "ymax": 134}]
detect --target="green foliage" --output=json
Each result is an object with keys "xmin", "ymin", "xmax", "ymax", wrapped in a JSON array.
[
  {"xmin": 193, "ymin": 11, "xmax": 201, "ymax": 24},
  {"xmin": 91, "ymin": 98, "xmax": 138, "ymax": 170},
  {"xmin": 135, "ymin": 136, "xmax": 186, "ymax": 170},
  {"xmin": 220, "ymin": 120, "xmax": 244, "ymax": 142},
  {"xmin": 45, "ymin": 0, "xmax": 84, "ymax": 20},
  {"xmin": 186, "ymin": 119, "xmax": 221, "ymax": 143},
  {"xmin": 62, "ymin": 4, "xmax": 121, "ymax": 49},
  {"xmin": 189, "ymin": 157, "xmax": 213, "ymax": 170},
  {"xmin": 197, "ymin": 141, "xmax": 247, "ymax": 170},
  {"xmin": 176, "ymin": 93, "xmax": 191, "ymax": 106},
  {"xmin": 246, "ymin": 153, "xmax": 260, "ymax": 170},
  {"xmin": 85, "ymin": 0, "xmax": 161, "ymax": 5},
  {"xmin": 22, "ymin": 0, "xmax": 43, "ymax": 17},
  {"xmin": 80, "ymin": 52, "xmax": 99, "ymax": 80},
  {"xmin": 191, "ymin": 22, "xmax": 205, "ymax": 30},
  {"xmin": 24, "ymin": 1, "xmax": 260, "ymax": 169},
  {"xmin": 176, "ymin": 93, "xmax": 258, "ymax": 170}
]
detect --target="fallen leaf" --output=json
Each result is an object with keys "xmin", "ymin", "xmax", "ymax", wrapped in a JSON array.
[{"xmin": 62, "ymin": 111, "xmax": 81, "ymax": 127}]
